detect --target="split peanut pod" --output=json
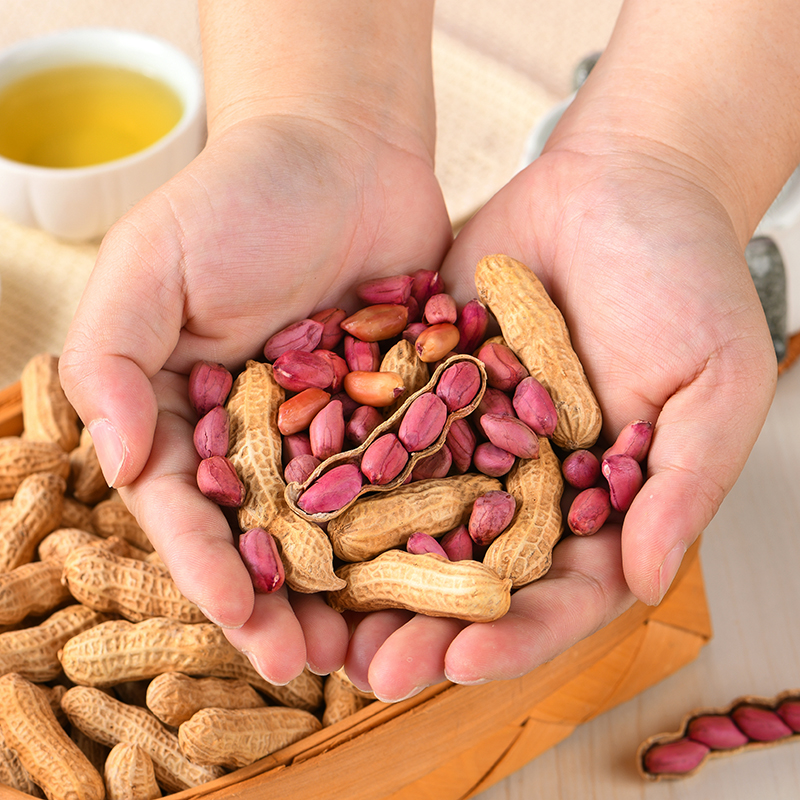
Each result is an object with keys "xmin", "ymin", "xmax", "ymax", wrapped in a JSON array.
[
  {"xmin": 637, "ymin": 688, "xmax": 800, "ymax": 780},
  {"xmin": 284, "ymin": 354, "xmax": 487, "ymax": 523}
]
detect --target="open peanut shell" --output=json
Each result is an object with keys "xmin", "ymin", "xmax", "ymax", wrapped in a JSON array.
[
  {"xmin": 636, "ymin": 688, "xmax": 800, "ymax": 781},
  {"xmin": 285, "ymin": 354, "xmax": 487, "ymax": 523}
]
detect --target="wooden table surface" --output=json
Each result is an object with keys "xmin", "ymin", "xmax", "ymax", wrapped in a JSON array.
[{"xmin": 474, "ymin": 360, "xmax": 800, "ymax": 799}]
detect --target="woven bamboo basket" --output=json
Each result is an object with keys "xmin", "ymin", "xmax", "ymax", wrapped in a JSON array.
[{"xmin": 0, "ymin": 379, "xmax": 711, "ymax": 800}]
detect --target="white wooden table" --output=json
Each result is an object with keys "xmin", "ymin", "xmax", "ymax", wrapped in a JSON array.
[{"xmin": 475, "ymin": 360, "xmax": 800, "ymax": 799}]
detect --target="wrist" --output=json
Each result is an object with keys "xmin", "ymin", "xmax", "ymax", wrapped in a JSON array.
[
  {"xmin": 198, "ymin": 0, "xmax": 437, "ymax": 161},
  {"xmin": 545, "ymin": 0, "xmax": 800, "ymax": 247}
]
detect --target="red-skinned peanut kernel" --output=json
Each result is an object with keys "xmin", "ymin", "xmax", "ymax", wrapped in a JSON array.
[
  {"xmin": 480, "ymin": 414, "xmax": 539, "ymax": 459},
  {"xmin": 643, "ymin": 738, "xmax": 709, "ymax": 775},
  {"xmin": 456, "ymin": 299, "xmax": 489, "ymax": 354},
  {"xmin": 601, "ymin": 454, "xmax": 643, "ymax": 512},
  {"xmin": 561, "ymin": 449, "xmax": 601, "ymax": 489},
  {"xmin": 360, "ymin": 433, "xmax": 409, "ymax": 486},
  {"xmin": 189, "ymin": 361, "xmax": 233, "ymax": 417},
  {"xmin": 468, "ymin": 490, "xmax": 516, "ymax": 546},
  {"xmin": 435, "ymin": 361, "xmax": 482, "ymax": 412},
  {"xmin": 193, "ymin": 406, "xmax": 230, "ymax": 459},
  {"xmin": 398, "ymin": 393, "xmax": 448, "ymax": 452},
  {"xmin": 310, "ymin": 307, "xmax": 347, "ymax": 350},
  {"xmin": 439, "ymin": 524, "xmax": 474, "ymax": 561},
  {"xmin": 273, "ymin": 350, "xmax": 334, "ymax": 393},
  {"xmin": 309, "ymin": 399, "xmax": 345, "ymax": 461},
  {"xmin": 472, "ymin": 442, "xmax": 515, "ymax": 477},
  {"xmin": 513, "ymin": 376, "xmax": 558, "ymax": 437},
  {"xmin": 197, "ymin": 456, "xmax": 245, "ymax": 507},
  {"xmin": 263, "ymin": 319, "xmax": 323, "ymax": 361},
  {"xmin": 238, "ymin": 528, "xmax": 285, "ymax": 593},
  {"xmin": 297, "ymin": 464, "xmax": 363, "ymax": 515},
  {"xmin": 284, "ymin": 454, "xmax": 322, "ymax": 485},
  {"xmin": 406, "ymin": 531, "xmax": 449, "ymax": 558},
  {"xmin": 567, "ymin": 487, "xmax": 611, "ymax": 536}
]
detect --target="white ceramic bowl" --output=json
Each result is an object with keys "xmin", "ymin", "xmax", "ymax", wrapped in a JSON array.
[{"xmin": 0, "ymin": 28, "xmax": 206, "ymax": 242}]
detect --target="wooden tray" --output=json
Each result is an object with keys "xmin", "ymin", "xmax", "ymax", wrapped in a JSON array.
[{"xmin": 0, "ymin": 380, "xmax": 711, "ymax": 799}]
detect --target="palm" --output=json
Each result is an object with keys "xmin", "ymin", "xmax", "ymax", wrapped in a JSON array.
[
  {"xmin": 345, "ymin": 147, "xmax": 776, "ymax": 699},
  {"xmin": 61, "ymin": 114, "xmax": 451, "ymax": 683}
]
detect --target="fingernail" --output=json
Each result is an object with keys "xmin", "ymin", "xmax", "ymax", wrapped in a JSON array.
[
  {"xmin": 242, "ymin": 651, "xmax": 289, "ymax": 686},
  {"xmin": 87, "ymin": 418, "xmax": 126, "ymax": 487},
  {"xmin": 656, "ymin": 541, "xmax": 686, "ymax": 605},
  {"xmin": 373, "ymin": 684, "xmax": 425, "ymax": 704},
  {"xmin": 197, "ymin": 605, "xmax": 243, "ymax": 630},
  {"xmin": 444, "ymin": 672, "xmax": 490, "ymax": 687}
]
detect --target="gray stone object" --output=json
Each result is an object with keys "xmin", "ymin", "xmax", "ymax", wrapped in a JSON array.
[{"xmin": 746, "ymin": 236, "xmax": 788, "ymax": 363}]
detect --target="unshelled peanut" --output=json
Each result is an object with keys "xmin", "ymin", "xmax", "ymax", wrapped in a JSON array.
[{"xmin": 0, "ymin": 672, "xmax": 105, "ymax": 800}]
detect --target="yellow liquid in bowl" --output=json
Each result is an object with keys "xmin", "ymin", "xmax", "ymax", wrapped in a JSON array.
[{"xmin": 0, "ymin": 64, "xmax": 183, "ymax": 168}]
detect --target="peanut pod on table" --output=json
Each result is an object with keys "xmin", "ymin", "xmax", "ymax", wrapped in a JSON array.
[{"xmin": 637, "ymin": 688, "xmax": 800, "ymax": 781}]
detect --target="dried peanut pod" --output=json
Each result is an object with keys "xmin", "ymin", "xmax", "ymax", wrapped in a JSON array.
[
  {"xmin": 225, "ymin": 361, "xmax": 343, "ymax": 591},
  {"xmin": 146, "ymin": 672, "xmax": 267, "ymax": 728},
  {"xmin": 59, "ymin": 617, "xmax": 324, "ymax": 711},
  {"xmin": 71, "ymin": 726, "xmax": 110, "ymax": 781},
  {"xmin": 0, "ymin": 471, "xmax": 65, "ymax": 572},
  {"xmin": 91, "ymin": 498, "xmax": 153, "ymax": 552},
  {"xmin": 62, "ymin": 546, "xmax": 206, "ymax": 623},
  {"xmin": 0, "ymin": 560, "xmax": 71, "ymax": 626},
  {"xmin": 286, "ymin": 355, "xmax": 488, "ymax": 524},
  {"xmin": 322, "ymin": 670, "xmax": 374, "ymax": 727},
  {"xmin": 380, "ymin": 338, "xmax": 430, "ymax": 416},
  {"xmin": 327, "ymin": 473, "xmax": 502, "ymax": 562},
  {"xmin": 483, "ymin": 437, "xmax": 564, "ymax": 587},
  {"xmin": 21, "ymin": 352, "xmax": 80, "ymax": 452},
  {"xmin": 62, "ymin": 685, "xmax": 224, "ymax": 793},
  {"xmin": 328, "ymin": 550, "xmax": 512, "ymax": 622},
  {"xmin": 38, "ymin": 527, "xmax": 137, "ymax": 567},
  {"xmin": 0, "ymin": 604, "xmax": 107, "ymax": 682},
  {"xmin": 0, "ymin": 672, "xmax": 105, "ymax": 800},
  {"xmin": 59, "ymin": 496, "xmax": 94, "ymax": 532},
  {"xmin": 0, "ymin": 437, "xmax": 70, "ymax": 500},
  {"xmin": 474, "ymin": 254, "xmax": 602, "ymax": 450},
  {"xmin": 104, "ymin": 742, "xmax": 162, "ymax": 800},
  {"xmin": 0, "ymin": 726, "xmax": 44, "ymax": 798},
  {"xmin": 69, "ymin": 426, "xmax": 109, "ymax": 504},
  {"xmin": 266, "ymin": 505, "xmax": 346, "ymax": 593},
  {"xmin": 179, "ymin": 706, "xmax": 322, "ymax": 769},
  {"xmin": 226, "ymin": 360, "xmax": 287, "ymax": 528}
]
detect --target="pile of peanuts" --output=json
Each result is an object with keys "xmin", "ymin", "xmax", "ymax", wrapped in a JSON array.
[
  {"xmin": 0, "ymin": 354, "xmax": 371, "ymax": 798},
  {"xmin": 639, "ymin": 690, "xmax": 800, "ymax": 779},
  {"xmin": 189, "ymin": 254, "xmax": 649, "ymax": 622}
]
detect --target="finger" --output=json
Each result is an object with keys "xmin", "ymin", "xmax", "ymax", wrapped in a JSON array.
[
  {"xmin": 622, "ymin": 341, "xmax": 776, "ymax": 605},
  {"xmin": 366, "ymin": 615, "xmax": 467, "ymax": 703},
  {"xmin": 443, "ymin": 528, "xmax": 634, "ymax": 685},
  {"xmin": 343, "ymin": 609, "xmax": 414, "ymax": 693},
  {"xmin": 60, "ymin": 204, "xmax": 185, "ymax": 488},
  {"xmin": 289, "ymin": 591, "xmax": 350, "ymax": 676},
  {"xmin": 119, "ymin": 370, "xmax": 254, "ymax": 630},
  {"xmin": 223, "ymin": 588, "xmax": 308, "ymax": 686}
]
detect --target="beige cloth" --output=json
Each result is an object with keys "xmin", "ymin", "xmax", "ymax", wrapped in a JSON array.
[{"xmin": 0, "ymin": 0, "xmax": 623, "ymax": 389}]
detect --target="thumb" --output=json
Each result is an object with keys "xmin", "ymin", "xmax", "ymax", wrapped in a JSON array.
[{"xmin": 59, "ymin": 217, "xmax": 184, "ymax": 488}]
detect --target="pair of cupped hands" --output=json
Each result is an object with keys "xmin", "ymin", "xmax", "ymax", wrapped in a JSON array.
[{"xmin": 59, "ymin": 106, "xmax": 775, "ymax": 703}]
